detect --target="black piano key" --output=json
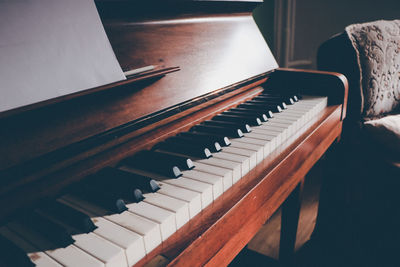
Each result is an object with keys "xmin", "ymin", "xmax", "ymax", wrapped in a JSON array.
[
  {"xmin": 0, "ymin": 234, "xmax": 35, "ymax": 267},
  {"xmin": 238, "ymin": 102, "xmax": 283, "ymax": 113},
  {"xmin": 99, "ymin": 167, "xmax": 160, "ymax": 193},
  {"xmin": 134, "ymin": 150, "xmax": 195, "ymax": 170},
  {"xmin": 190, "ymin": 124, "xmax": 244, "ymax": 138},
  {"xmin": 122, "ymin": 150, "xmax": 182, "ymax": 178},
  {"xmin": 249, "ymin": 99, "xmax": 287, "ymax": 109},
  {"xmin": 254, "ymin": 95, "xmax": 294, "ymax": 105},
  {"xmin": 165, "ymin": 136, "xmax": 218, "ymax": 154},
  {"xmin": 39, "ymin": 201, "xmax": 97, "ymax": 234},
  {"xmin": 90, "ymin": 169, "xmax": 145, "ymax": 203},
  {"xmin": 211, "ymin": 114, "xmax": 262, "ymax": 126},
  {"xmin": 174, "ymin": 133, "xmax": 222, "ymax": 152},
  {"xmin": 154, "ymin": 139, "xmax": 212, "ymax": 159},
  {"xmin": 110, "ymin": 168, "xmax": 161, "ymax": 192},
  {"xmin": 260, "ymin": 92, "xmax": 300, "ymax": 102},
  {"xmin": 224, "ymin": 108, "xmax": 269, "ymax": 122},
  {"xmin": 179, "ymin": 131, "xmax": 231, "ymax": 147},
  {"xmin": 202, "ymin": 120, "xmax": 252, "ymax": 133},
  {"xmin": 71, "ymin": 184, "xmax": 128, "ymax": 214},
  {"xmin": 19, "ymin": 211, "xmax": 74, "ymax": 248}
]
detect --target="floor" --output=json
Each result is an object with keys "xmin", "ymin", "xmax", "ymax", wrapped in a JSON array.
[
  {"xmin": 229, "ymin": 153, "xmax": 400, "ymax": 267},
  {"xmin": 230, "ymin": 157, "xmax": 323, "ymax": 267}
]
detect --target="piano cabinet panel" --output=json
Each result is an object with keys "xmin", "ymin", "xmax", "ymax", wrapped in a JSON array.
[{"xmin": 132, "ymin": 105, "xmax": 343, "ymax": 267}]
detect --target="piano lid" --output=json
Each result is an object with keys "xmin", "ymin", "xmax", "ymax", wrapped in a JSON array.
[{"xmin": 0, "ymin": 1, "xmax": 278, "ymax": 172}]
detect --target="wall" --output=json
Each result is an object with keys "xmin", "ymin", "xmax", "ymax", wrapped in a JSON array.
[{"xmin": 254, "ymin": 0, "xmax": 400, "ymax": 69}]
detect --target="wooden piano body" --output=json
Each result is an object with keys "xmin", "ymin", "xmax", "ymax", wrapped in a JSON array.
[{"xmin": 0, "ymin": 1, "xmax": 348, "ymax": 266}]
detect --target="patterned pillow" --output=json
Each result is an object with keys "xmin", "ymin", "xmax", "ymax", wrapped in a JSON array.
[
  {"xmin": 346, "ymin": 20, "xmax": 400, "ymax": 118},
  {"xmin": 364, "ymin": 114, "xmax": 400, "ymax": 152}
]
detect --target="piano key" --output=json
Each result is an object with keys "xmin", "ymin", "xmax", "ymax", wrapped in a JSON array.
[
  {"xmin": 126, "ymin": 201, "xmax": 176, "ymax": 242},
  {"xmin": 247, "ymin": 99, "xmax": 287, "ymax": 109},
  {"xmin": 72, "ymin": 233, "xmax": 127, "ymax": 267},
  {"xmin": 167, "ymin": 135, "xmax": 221, "ymax": 153},
  {"xmin": 238, "ymin": 102, "xmax": 282, "ymax": 113},
  {"xmin": 142, "ymin": 193, "xmax": 189, "ymax": 229},
  {"xmin": 70, "ymin": 185, "xmax": 128, "ymax": 214},
  {"xmin": 100, "ymin": 168, "xmax": 160, "ymax": 193},
  {"xmin": 191, "ymin": 124, "xmax": 244, "ymax": 138},
  {"xmin": 61, "ymin": 194, "xmax": 162, "ymax": 254},
  {"xmin": 122, "ymin": 150, "xmax": 183, "ymax": 177},
  {"xmin": 58, "ymin": 199, "xmax": 146, "ymax": 266},
  {"xmin": 192, "ymin": 162, "xmax": 233, "ymax": 190},
  {"xmin": 230, "ymin": 140, "xmax": 264, "ymax": 164},
  {"xmin": 39, "ymin": 200, "xmax": 97, "ymax": 234},
  {"xmin": 225, "ymin": 108, "xmax": 269, "ymax": 122},
  {"xmin": 120, "ymin": 165, "xmax": 213, "ymax": 214},
  {"xmin": 212, "ymin": 152, "xmax": 250, "ymax": 176},
  {"xmin": 161, "ymin": 177, "xmax": 213, "ymax": 209},
  {"xmin": 19, "ymin": 211, "xmax": 74, "ymax": 248},
  {"xmin": 0, "ymin": 227, "xmax": 61, "ymax": 267},
  {"xmin": 202, "ymin": 120, "xmax": 252, "ymax": 133},
  {"xmin": 254, "ymin": 95, "xmax": 295, "ymax": 105},
  {"xmin": 195, "ymin": 157, "xmax": 242, "ymax": 183},
  {"xmin": 181, "ymin": 170, "xmax": 223, "ymax": 200},
  {"xmin": 212, "ymin": 114, "xmax": 262, "ymax": 126},
  {"xmin": 85, "ymin": 170, "xmax": 145, "ymax": 203},
  {"xmin": 154, "ymin": 140, "xmax": 212, "ymax": 159},
  {"xmin": 251, "ymin": 126, "xmax": 283, "ymax": 144},
  {"xmin": 179, "ymin": 131, "xmax": 231, "ymax": 146},
  {"xmin": 220, "ymin": 146, "xmax": 258, "ymax": 167},
  {"xmin": 233, "ymin": 135, "xmax": 274, "ymax": 156},
  {"xmin": 36, "ymin": 206, "xmax": 128, "ymax": 267},
  {"xmin": 136, "ymin": 150, "xmax": 194, "ymax": 170},
  {"xmin": 7, "ymin": 221, "xmax": 104, "ymax": 267},
  {"xmin": 0, "ymin": 229, "xmax": 36, "ymax": 267},
  {"xmin": 157, "ymin": 182, "xmax": 202, "ymax": 217}
]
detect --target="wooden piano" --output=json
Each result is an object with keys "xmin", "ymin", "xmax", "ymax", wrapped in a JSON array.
[{"xmin": 0, "ymin": 1, "xmax": 348, "ymax": 266}]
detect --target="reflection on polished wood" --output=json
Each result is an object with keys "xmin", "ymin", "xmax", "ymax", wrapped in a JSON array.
[{"xmin": 0, "ymin": 1, "xmax": 348, "ymax": 266}]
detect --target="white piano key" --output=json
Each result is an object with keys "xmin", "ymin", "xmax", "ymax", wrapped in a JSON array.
[
  {"xmin": 233, "ymin": 135, "xmax": 273, "ymax": 156},
  {"xmin": 266, "ymin": 121, "xmax": 294, "ymax": 137},
  {"xmin": 182, "ymin": 170, "xmax": 223, "ymax": 200},
  {"xmin": 0, "ymin": 227, "xmax": 62, "ymax": 267},
  {"xmin": 91, "ymin": 217, "xmax": 146, "ymax": 266},
  {"xmin": 61, "ymin": 194, "xmax": 162, "ymax": 254},
  {"xmin": 259, "ymin": 124, "xmax": 288, "ymax": 140},
  {"xmin": 143, "ymin": 193, "xmax": 189, "ymax": 229},
  {"xmin": 195, "ymin": 157, "xmax": 242, "ymax": 183},
  {"xmin": 126, "ymin": 201, "xmax": 176, "ymax": 242},
  {"xmin": 212, "ymin": 151, "xmax": 250, "ymax": 175},
  {"xmin": 220, "ymin": 146, "xmax": 257, "ymax": 168},
  {"xmin": 72, "ymin": 233, "xmax": 127, "ymax": 267},
  {"xmin": 163, "ymin": 177, "xmax": 213, "ymax": 209},
  {"xmin": 245, "ymin": 132, "xmax": 279, "ymax": 155},
  {"xmin": 105, "ymin": 212, "xmax": 161, "ymax": 254},
  {"xmin": 157, "ymin": 182, "xmax": 202, "ymax": 218},
  {"xmin": 250, "ymin": 128, "xmax": 281, "ymax": 146},
  {"xmin": 230, "ymin": 140, "xmax": 264, "ymax": 164},
  {"xmin": 192, "ymin": 162, "xmax": 233, "ymax": 190},
  {"xmin": 7, "ymin": 222, "xmax": 104, "ymax": 267},
  {"xmin": 58, "ymin": 199, "xmax": 146, "ymax": 266}
]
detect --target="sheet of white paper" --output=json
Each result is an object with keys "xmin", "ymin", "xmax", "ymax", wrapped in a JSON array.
[{"xmin": 0, "ymin": 0, "xmax": 126, "ymax": 113}]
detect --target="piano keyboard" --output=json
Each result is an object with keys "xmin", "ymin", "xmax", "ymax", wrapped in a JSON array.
[{"xmin": 0, "ymin": 93, "xmax": 327, "ymax": 267}]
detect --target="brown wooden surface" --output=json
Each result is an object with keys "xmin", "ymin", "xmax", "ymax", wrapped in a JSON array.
[
  {"xmin": 0, "ymin": 12, "xmax": 275, "ymax": 172},
  {"xmin": 164, "ymin": 106, "xmax": 343, "ymax": 267}
]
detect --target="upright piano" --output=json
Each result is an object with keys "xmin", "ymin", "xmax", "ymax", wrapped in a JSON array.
[{"xmin": 0, "ymin": 1, "xmax": 348, "ymax": 266}]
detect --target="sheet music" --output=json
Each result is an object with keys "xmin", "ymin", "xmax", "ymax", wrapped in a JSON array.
[{"xmin": 0, "ymin": 0, "xmax": 126, "ymax": 113}]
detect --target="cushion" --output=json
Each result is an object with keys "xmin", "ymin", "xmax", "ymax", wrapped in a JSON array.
[
  {"xmin": 363, "ymin": 114, "xmax": 400, "ymax": 152},
  {"xmin": 346, "ymin": 20, "xmax": 400, "ymax": 118}
]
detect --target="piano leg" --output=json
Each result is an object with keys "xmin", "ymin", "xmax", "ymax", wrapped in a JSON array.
[{"xmin": 279, "ymin": 178, "xmax": 305, "ymax": 265}]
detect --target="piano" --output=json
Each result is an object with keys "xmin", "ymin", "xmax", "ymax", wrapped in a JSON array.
[{"xmin": 0, "ymin": 1, "xmax": 348, "ymax": 266}]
